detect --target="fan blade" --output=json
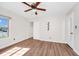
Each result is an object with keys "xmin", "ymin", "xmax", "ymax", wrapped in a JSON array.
[
  {"xmin": 24, "ymin": 9, "xmax": 32, "ymax": 12},
  {"xmin": 34, "ymin": 2, "xmax": 40, "ymax": 7},
  {"xmin": 36, "ymin": 8, "xmax": 46, "ymax": 11},
  {"xmin": 22, "ymin": 2, "xmax": 31, "ymax": 7}
]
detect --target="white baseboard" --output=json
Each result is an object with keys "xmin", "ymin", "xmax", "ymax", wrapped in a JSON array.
[
  {"xmin": 33, "ymin": 39, "xmax": 67, "ymax": 44},
  {"xmin": 0, "ymin": 36, "xmax": 32, "ymax": 49},
  {"xmin": 73, "ymin": 48, "xmax": 79, "ymax": 55},
  {"xmin": 66, "ymin": 43, "xmax": 79, "ymax": 55}
]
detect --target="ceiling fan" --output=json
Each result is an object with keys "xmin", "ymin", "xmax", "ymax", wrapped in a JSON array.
[{"xmin": 22, "ymin": 2, "xmax": 46, "ymax": 15}]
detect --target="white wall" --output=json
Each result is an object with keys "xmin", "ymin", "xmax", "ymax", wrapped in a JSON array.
[
  {"xmin": 0, "ymin": 7, "xmax": 33, "ymax": 49},
  {"xmin": 73, "ymin": 3, "xmax": 79, "ymax": 55},
  {"xmin": 66, "ymin": 3, "xmax": 79, "ymax": 55},
  {"xmin": 33, "ymin": 22, "xmax": 40, "ymax": 39},
  {"xmin": 33, "ymin": 17, "xmax": 66, "ymax": 43}
]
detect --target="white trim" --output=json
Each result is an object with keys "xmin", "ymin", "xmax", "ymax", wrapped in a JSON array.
[
  {"xmin": 0, "ymin": 37, "xmax": 32, "ymax": 49},
  {"xmin": 33, "ymin": 39, "xmax": 67, "ymax": 44},
  {"xmin": 73, "ymin": 48, "xmax": 79, "ymax": 55}
]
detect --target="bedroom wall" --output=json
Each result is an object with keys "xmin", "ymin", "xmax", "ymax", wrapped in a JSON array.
[
  {"xmin": 0, "ymin": 7, "xmax": 33, "ymax": 49},
  {"xmin": 33, "ymin": 17, "xmax": 66, "ymax": 43},
  {"xmin": 72, "ymin": 3, "xmax": 79, "ymax": 55},
  {"xmin": 65, "ymin": 3, "xmax": 79, "ymax": 55}
]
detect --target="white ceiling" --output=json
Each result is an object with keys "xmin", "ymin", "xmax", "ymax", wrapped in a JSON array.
[{"xmin": 0, "ymin": 2, "xmax": 77, "ymax": 20}]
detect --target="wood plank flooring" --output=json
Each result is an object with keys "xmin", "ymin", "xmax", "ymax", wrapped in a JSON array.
[{"xmin": 0, "ymin": 38, "xmax": 78, "ymax": 56}]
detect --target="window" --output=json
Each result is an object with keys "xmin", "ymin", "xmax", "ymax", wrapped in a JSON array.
[{"xmin": 0, "ymin": 16, "xmax": 9, "ymax": 38}]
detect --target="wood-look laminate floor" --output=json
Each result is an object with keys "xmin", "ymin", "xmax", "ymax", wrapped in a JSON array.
[{"xmin": 0, "ymin": 38, "xmax": 78, "ymax": 56}]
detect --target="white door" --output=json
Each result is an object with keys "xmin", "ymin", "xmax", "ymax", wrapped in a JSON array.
[{"xmin": 66, "ymin": 13, "xmax": 74, "ymax": 48}]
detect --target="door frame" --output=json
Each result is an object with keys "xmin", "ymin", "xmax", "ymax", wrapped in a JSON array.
[{"xmin": 65, "ymin": 12, "xmax": 75, "ymax": 49}]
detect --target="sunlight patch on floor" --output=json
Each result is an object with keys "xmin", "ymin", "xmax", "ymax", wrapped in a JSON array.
[
  {"xmin": 12, "ymin": 48, "xmax": 30, "ymax": 56},
  {"xmin": 0, "ymin": 47, "xmax": 30, "ymax": 56}
]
